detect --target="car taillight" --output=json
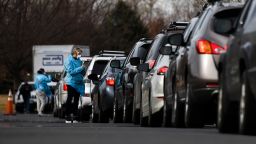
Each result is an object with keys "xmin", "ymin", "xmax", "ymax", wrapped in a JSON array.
[
  {"xmin": 106, "ymin": 77, "xmax": 115, "ymax": 86},
  {"xmin": 63, "ymin": 84, "xmax": 68, "ymax": 91},
  {"xmin": 148, "ymin": 60, "xmax": 156, "ymax": 69},
  {"xmin": 196, "ymin": 39, "xmax": 225, "ymax": 55},
  {"xmin": 157, "ymin": 66, "xmax": 168, "ymax": 75}
]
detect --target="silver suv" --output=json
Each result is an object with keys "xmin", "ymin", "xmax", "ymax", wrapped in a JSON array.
[{"xmin": 167, "ymin": 2, "xmax": 243, "ymax": 128}]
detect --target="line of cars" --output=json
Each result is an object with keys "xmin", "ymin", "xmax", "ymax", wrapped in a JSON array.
[{"xmin": 87, "ymin": 0, "xmax": 256, "ymax": 135}]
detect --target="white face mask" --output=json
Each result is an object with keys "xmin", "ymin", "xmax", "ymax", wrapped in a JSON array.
[{"xmin": 77, "ymin": 55, "xmax": 82, "ymax": 58}]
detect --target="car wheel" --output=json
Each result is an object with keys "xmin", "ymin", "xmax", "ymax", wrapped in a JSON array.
[
  {"xmin": 185, "ymin": 84, "xmax": 204, "ymax": 128},
  {"xmin": 59, "ymin": 107, "xmax": 66, "ymax": 119},
  {"xmin": 163, "ymin": 77, "xmax": 172, "ymax": 127},
  {"xmin": 123, "ymin": 93, "xmax": 132, "ymax": 123},
  {"xmin": 171, "ymin": 89, "xmax": 185, "ymax": 128},
  {"xmin": 53, "ymin": 109, "xmax": 58, "ymax": 117},
  {"xmin": 217, "ymin": 71, "xmax": 238, "ymax": 133},
  {"xmin": 113, "ymin": 96, "xmax": 122, "ymax": 123},
  {"xmin": 99, "ymin": 108, "xmax": 109, "ymax": 123},
  {"xmin": 132, "ymin": 94, "xmax": 140, "ymax": 125},
  {"xmin": 15, "ymin": 103, "xmax": 24, "ymax": 113},
  {"xmin": 92, "ymin": 103, "xmax": 99, "ymax": 123},
  {"xmin": 148, "ymin": 90, "xmax": 162, "ymax": 127},
  {"xmin": 239, "ymin": 71, "xmax": 256, "ymax": 135},
  {"xmin": 79, "ymin": 107, "xmax": 91, "ymax": 122},
  {"xmin": 140, "ymin": 94, "xmax": 148, "ymax": 127}
]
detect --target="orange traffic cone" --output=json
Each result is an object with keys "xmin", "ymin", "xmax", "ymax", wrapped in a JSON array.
[{"xmin": 4, "ymin": 89, "xmax": 15, "ymax": 115}]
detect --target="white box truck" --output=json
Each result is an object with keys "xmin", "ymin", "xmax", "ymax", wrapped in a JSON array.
[{"xmin": 32, "ymin": 45, "xmax": 90, "ymax": 80}]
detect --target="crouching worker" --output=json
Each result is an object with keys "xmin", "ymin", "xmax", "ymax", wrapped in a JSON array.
[
  {"xmin": 64, "ymin": 48, "xmax": 86, "ymax": 123},
  {"xmin": 34, "ymin": 68, "xmax": 52, "ymax": 116}
]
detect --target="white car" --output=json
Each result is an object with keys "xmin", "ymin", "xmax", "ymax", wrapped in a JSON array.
[{"xmin": 15, "ymin": 81, "xmax": 57, "ymax": 113}]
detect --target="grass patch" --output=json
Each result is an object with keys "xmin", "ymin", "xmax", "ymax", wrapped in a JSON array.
[{"xmin": 0, "ymin": 95, "xmax": 8, "ymax": 113}]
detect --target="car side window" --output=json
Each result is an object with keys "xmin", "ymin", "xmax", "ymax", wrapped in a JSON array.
[
  {"xmin": 238, "ymin": 0, "xmax": 253, "ymax": 27},
  {"xmin": 187, "ymin": 9, "xmax": 209, "ymax": 45},
  {"xmin": 123, "ymin": 47, "xmax": 135, "ymax": 67},
  {"xmin": 243, "ymin": 0, "xmax": 256, "ymax": 27}
]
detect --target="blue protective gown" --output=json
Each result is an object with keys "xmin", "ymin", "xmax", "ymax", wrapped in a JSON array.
[
  {"xmin": 35, "ymin": 74, "xmax": 52, "ymax": 97},
  {"xmin": 64, "ymin": 55, "xmax": 85, "ymax": 96}
]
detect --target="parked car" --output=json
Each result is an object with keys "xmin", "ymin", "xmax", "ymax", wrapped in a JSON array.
[
  {"xmin": 15, "ymin": 81, "xmax": 56, "ymax": 113},
  {"xmin": 166, "ymin": 2, "xmax": 243, "ymax": 128},
  {"xmin": 161, "ymin": 17, "xmax": 199, "ymax": 127},
  {"xmin": 89, "ymin": 57, "xmax": 126, "ymax": 123},
  {"xmin": 137, "ymin": 22, "xmax": 188, "ymax": 127},
  {"xmin": 113, "ymin": 38, "xmax": 152, "ymax": 123},
  {"xmin": 217, "ymin": 0, "xmax": 256, "ymax": 135}
]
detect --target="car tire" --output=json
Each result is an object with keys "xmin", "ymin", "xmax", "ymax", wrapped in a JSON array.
[
  {"xmin": 163, "ymin": 78, "xmax": 172, "ymax": 127},
  {"xmin": 15, "ymin": 103, "xmax": 24, "ymax": 113},
  {"xmin": 217, "ymin": 70, "xmax": 239, "ymax": 133},
  {"xmin": 171, "ymin": 89, "xmax": 185, "ymax": 128},
  {"xmin": 53, "ymin": 109, "xmax": 58, "ymax": 117},
  {"xmin": 113, "ymin": 96, "xmax": 122, "ymax": 123},
  {"xmin": 132, "ymin": 92, "xmax": 140, "ymax": 125},
  {"xmin": 239, "ymin": 71, "xmax": 256, "ymax": 135},
  {"xmin": 148, "ymin": 90, "xmax": 162, "ymax": 127},
  {"xmin": 185, "ymin": 84, "xmax": 204, "ymax": 128},
  {"xmin": 140, "ymin": 94, "xmax": 148, "ymax": 127},
  {"xmin": 79, "ymin": 107, "xmax": 91, "ymax": 122},
  {"xmin": 123, "ymin": 93, "xmax": 132, "ymax": 123},
  {"xmin": 59, "ymin": 108, "xmax": 66, "ymax": 119},
  {"xmin": 99, "ymin": 109, "xmax": 109, "ymax": 123}
]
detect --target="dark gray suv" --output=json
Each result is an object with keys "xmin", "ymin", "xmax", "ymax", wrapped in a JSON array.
[{"xmin": 218, "ymin": 0, "xmax": 256, "ymax": 135}]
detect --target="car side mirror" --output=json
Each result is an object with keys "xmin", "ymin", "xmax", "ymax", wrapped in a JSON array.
[
  {"xmin": 130, "ymin": 57, "xmax": 141, "ymax": 66},
  {"xmin": 168, "ymin": 33, "xmax": 184, "ymax": 46},
  {"xmin": 110, "ymin": 60, "xmax": 121, "ymax": 69},
  {"xmin": 137, "ymin": 63, "xmax": 150, "ymax": 72},
  {"xmin": 213, "ymin": 19, "xmax": 233, "ymax": 35}
]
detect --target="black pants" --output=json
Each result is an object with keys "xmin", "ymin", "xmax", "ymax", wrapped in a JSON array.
[
  {"xmin": 22, "ymin": 95, "xmax": 30, "ymax": 112},
  {"xmin": 66, "ymin": 85, "xmax": 80, "ymax": 120}
]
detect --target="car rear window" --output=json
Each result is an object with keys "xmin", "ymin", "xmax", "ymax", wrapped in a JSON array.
[
  {"xmin": 212, "ymin": 8, "xmax": 243, "ymax": 34},
  {"xmin": 145, "ymin": 34, "xmax": 166, "ymax": 61},
  {"xmin": 133, "ymin": 43, "xmax": 151, "ymax": 61},
  {"xmin": 91, "ymin": 60, "xmax": 109, "ymax": 75}
]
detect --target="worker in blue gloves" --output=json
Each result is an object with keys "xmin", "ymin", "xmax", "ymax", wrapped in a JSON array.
[{"xmin": 64, "ymin": 48, "xmax": 86, "ymax": 123}]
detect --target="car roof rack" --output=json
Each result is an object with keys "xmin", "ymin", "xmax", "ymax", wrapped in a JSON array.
[
  {"xmin": 139, "ymin": 38, "xmax": 152, "ymax": 41},
  {"xmin": 98, "ymin": 50, "xmax": 126, "ymax": 57},
  {"xmin": 161, "ymin": 21, "xmax": 189, "ymax": 33}
]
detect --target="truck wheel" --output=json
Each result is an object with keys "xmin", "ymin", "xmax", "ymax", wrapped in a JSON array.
[
  {"xmin": 185, "ymin": 84, "xmax": 204, "ymax": 128},
  {"xmin": 239, "ymin": 72, "xmax": 256, "ymax": 135}
]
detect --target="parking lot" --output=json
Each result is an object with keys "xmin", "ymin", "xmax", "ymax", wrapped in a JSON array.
[
  {"xmin": 1, "ymin": 114, "xmax": 256, "ymax": 144},
  {"xmin": 1, "ymin": 0, "xmax": 256, "ymax": 143}
]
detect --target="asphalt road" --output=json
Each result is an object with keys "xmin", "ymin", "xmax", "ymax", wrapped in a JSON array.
[{"xmin": 0, "ymin": 114, "xmax": 256, "ymax": 144}]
